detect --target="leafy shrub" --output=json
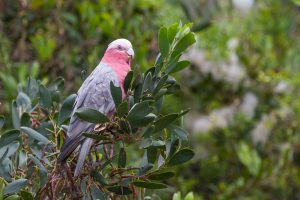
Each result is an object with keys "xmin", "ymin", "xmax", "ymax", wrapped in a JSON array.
[{"xmin": 0, "ymin": 23, "xmax": 195, "ymax": 199}]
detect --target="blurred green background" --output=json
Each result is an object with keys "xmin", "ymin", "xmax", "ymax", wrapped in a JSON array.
[{"xmin": 1, "ymin": 0, "xmax": 300, "ymax": 199}]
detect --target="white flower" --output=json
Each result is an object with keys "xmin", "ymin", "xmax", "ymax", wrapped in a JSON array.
[{"xmin": 232, "ymin": 0, "xmax": 255, "ymax": 12}]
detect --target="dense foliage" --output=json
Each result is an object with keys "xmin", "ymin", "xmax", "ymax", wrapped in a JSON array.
[
  {"xmin": 0, "ymin": 23, "xmax": 196, "ymax": 199},
  {"xmin": 1, "ymin": 0, "xmax": 300, "ymax": 199}
]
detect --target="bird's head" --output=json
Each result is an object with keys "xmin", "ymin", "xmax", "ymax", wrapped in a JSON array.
[{"xmin": 104, "ymin": 38, "xmax": 134, "ymax": 65}]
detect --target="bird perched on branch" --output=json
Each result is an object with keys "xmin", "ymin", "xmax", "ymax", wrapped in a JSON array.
[{"xmin": 58, "ymin": 39, "xmax": 134, "ymax": 177}]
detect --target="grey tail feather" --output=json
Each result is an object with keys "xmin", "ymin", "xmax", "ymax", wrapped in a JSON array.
[
  {"xmin": 74, "ymin": 138, "xmax": 94, "ymax": 177},
  {"xmin": 58, "ymin": 135, "xmax": 82, "ymax": 163}
]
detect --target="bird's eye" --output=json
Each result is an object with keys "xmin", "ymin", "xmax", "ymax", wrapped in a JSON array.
[{"xmin": 117, "ymin": 45, "xmax": 122, "ymax": 50}]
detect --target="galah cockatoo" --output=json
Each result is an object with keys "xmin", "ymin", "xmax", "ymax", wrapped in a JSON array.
[{"xmin": 58, "ymin": 39, "xmax": 134, "ymax": 177}]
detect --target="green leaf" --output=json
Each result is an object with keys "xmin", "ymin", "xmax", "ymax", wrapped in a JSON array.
[
  {"xmin": 29, "ymin": 154, "xmax": 47, "ymax": 172},
  {"xmin": 148, "ymin": 171, "xmax": 175, "ymax": 180},
  {"xmin": 20, "ymin": 190, "xmax": 33, "ymax": 200},
  {"xmin": 168, "ymin": 23, "xmax": 179, "ymax": 44},
  {"xmin": 178, "ymin": 108, "xmax": 191, "ymax": 118},
  {"xmin": 11, "ymin": 101, "xmax": 20, "ymax": 129},
  {"xmin": 293, "ymin": 0, "xmax": 300, "ymax": 6},
  {"xmin": 91, "ymin": 185, "xmax": 106, "ymax": 200},
  {"xmin": 49, "ymin": 77, "xmax": 64, "ymax": 91},
  {"xmin": 124, "ymin": 71, "xmax": 133, "ymax": 93},
  {"xmin": 26, "ymin": 77, "xmax": 38, "ymax": 99},
  {"xmin": 4, "ymin": 194, "xmax": 20, "ymax": 200},
  {"xmin": 172, "ymin": 32, "xmax": 196, "ymax": 58},
  {"xmin": 91, "ymin": 170, "xmax": 108, "ymax": 185},
  {"xmin": 110, "ymin": 82, "xmax": 122, "ymax": 108},
  {"xmin": 75, "ymin": 107, "xmax": 109, "ymax": 124},
  {"xmin": 20, "ymin": 113, "xmax": 30, "ymax": 127},
  {"xmin": 20, "ymin": 127, "xmax": 50, "ymax": 144},
  {"xmin": 4, "ymin": 179, "xmax": 28, "ymax": 195},
  {"xmin": 167, "ymin": 125, "xmax": 188, "ymax": 141},
  {"xmin": 158, "ymin": 27, "xmax": 169, "ymax": 57},
  {"xmin": 119, "ymin": 119, "xmax": 131, "ymax": 134},
  {"xmin": 0, "ymin": 178, "xmax": 5, "ymax": 200},
  {"xmin": 127, "ymin": 101, "xmax": 153, "ymax": 126},
  {"xmin": 16, "ymin": 92, "xmax": 31, "ymax": 113},
  {"xmin": 58, "ymin": 94, "xmax": 76, "ymax": 125},
  {"xmin": 118, "ymin": 148, "xmax": 126, "ymax": 168},
  {"xmin": 237, "ymin": 142, "xmax": 261, "ymax": 176},
  {"xmin": 117, "ymin": 101, "xmax": 128, "ymax": 117},
  {"xmin": 154, "ymin": 114, "xmax": 178, "ymax": 132},
  {"xmin": 167, "ymin": 60, "xmax": 190, "ymax": 74},
  {"xmin": 172, "ymin": 192, "xmax": 181, "ymax": 200},
  {"xmin": 133, "ymin": 180, "xmax": 168, "ymax": 189},
  {"xmin": 39, "ymin": 84, "xmax": 52, "ymax": 108},
  {"xmin": 166, "ymin": 84, "xmax": 180, "ymax": 94},
  {"xmin": 0, "ymin": 130, "xmax": 20, "ymax": 149},
  {"xmin": 138, "ymin": 163, "xmax": 153, "ymax": 176},
  {"xmin": 107, "ymin": 186, "xmax": 132, "ymax": 195},
  {"xmin": 129, "ymin": 113, "xmax": 156, "ymax": 127},
  {"xmin": 169, "ymin": 139, "xmax": 180, "ymax": 157},
  {"xmin": 147, "ymin": 147, "xmax": 157, "ymax": 164},
  {"xmin": 153, "ymin": 75, "xmax": 168, "ymax": 95},
  {"xmin": 184, "ymin": 192, "xmax": 194, "ymax": 200},
  {"xmin": 168, "ymin": 148, "xmax": 194, "ymax": 166},
  {"xmin": 142, "ymin": 125, "xmax": 155, "ymax": 138},
  {"xmin": 0, "ymin": 116, "xmax": 4, "ymax": 129},
  {"xmin": 82, "ymin": 133, "xmax": 110, "ymax": 141},
  {"xmin": 142, "ymin": 72, "xmax": 153, "ymax": 93}
]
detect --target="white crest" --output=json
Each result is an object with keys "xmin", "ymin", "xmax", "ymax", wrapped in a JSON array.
[{"xmin": 107, "ymin": 38, "xmax": 133, "ymax": 50}]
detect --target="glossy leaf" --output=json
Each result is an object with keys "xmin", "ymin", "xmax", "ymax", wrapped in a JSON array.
[
  {"xmin": 107, "ymin": 186, "xmax": 132, "ymax": 195},
  {"xmin": 4, "ymin": 194, "xmax": 20, "ymax": 200},
  {"xmin": 148, "ymin": 171, "xmax": 175, "ymax": 180},
  {"xmin": 26, "ymin": 77, "xmax": 38, "ymax": 99},
  {"xmin": 0, "ymin": 177, "xmax": 5, "ymax": 200},
  {"xmin": 20, "ymin": 127, "xmax": 50, "ymax": 144},
  {"xmin": 91, "ymin": 170, "xmax": 108, "ymax": 185},
  {"xmin": 20, "ymin": 190, "xmax": 33, "ymax": 200},
  {"xmin": 127, "ymin": 101, "xmax": 153, "ymax": 126},
  {"xmin": 117, "ymin": 101, "xmax": 128, "ymax": 117},
  {"xmin": 118, "ymin": 148, "xmax": 126, "ymax": 168},
  {"xmin": 0, "ymin": 116, "xmax": 4, "ymax": 129},
  {"xmin": 29, "ymin": 154, "xmax": 47, "ymax": 172},
  {"xmin": 168, "ymin": 23, "xmax": 179, "ymax": 44},
  {"xmin": 172, "ymin": 32, "xmax": 196, "ymax": 58},
  {"xmin": 168, "ymin": 148, "xmax": 194, "ymax": 166},
  {"xmin": 147, "ymin": 147, "xmax": 157, "ymax": 164},
  {"xmin": 75, "ymin": 107, "xmax": 109, "ymax": 124},
  {"xmin": 4, "ymin": 179, "xmax": 28, "ymax": 195},
  {"xmin": 39, "ymin": 84, "xmax": 52, "ymax": 108},
  {"xmin": 110, "ymin": 82, "xmax": 122, "ymax": 108},
  {"xmin": 58, "ymin": 94, "xmax": 76, "ymax": 125},
  {"xmin": 124, "ymin": 71, "xmax": 133, "ymax": 93},
  {"xmin": 20, "ymin": 113, "xmax": 30, "ymax": 127},
  {"xmin": 138, "ymin": 163, "xmax": 153, "ymax": 176},
  {"xmin": 16, "ymin": 92, "xmax": 31, "ymax": 113},
  {"xmin": 154, "ymin": 114, "xmax": 178, "ymax": 132},
  {"xmin": 0, "ymin": 130, "xmax": 20, "ymax": 149},
  {"xmin": 153, "ymin": 75, "xmax": 168, "ymax": 95},
  {"xmin": 167, "ymin": 60, "xmax": 190, "ymax": 74},
  {"xmin": 11, "ymin": 101, "xmax": 20, "ymax": 129},
  {"xmin": 168, "ymin": 125, "xmax": 188, "ymax": 141},
  {"xmin": 91, "ymin": 185, "xmax": 106, "ymax": 200},
  {"xmin": 158, "ymin": 27, "xmax": 169, "ymax": 57},
  {"xmin": 133, "ymin": 180, "xmax": 168, "ymax": 189}
]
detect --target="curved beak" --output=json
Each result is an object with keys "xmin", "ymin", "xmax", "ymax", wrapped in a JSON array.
[{"xmin": 126, "ymin": 47, "xmax": 134, "ymax": 59}]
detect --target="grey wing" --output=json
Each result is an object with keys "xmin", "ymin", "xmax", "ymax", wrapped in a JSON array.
[{"xmin": 58, "ymin": 64, "xmax": 119, "ymax": 163}]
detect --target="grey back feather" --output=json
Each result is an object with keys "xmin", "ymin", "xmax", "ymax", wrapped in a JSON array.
[{"xmin": 58, "ymin": 63, "xmax": 119, "ymax": 176}]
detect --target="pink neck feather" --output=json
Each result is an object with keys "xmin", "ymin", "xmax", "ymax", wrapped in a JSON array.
[{"xmin": 101, "ymin": 49, "xmax": 131, "ymax": 97}]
